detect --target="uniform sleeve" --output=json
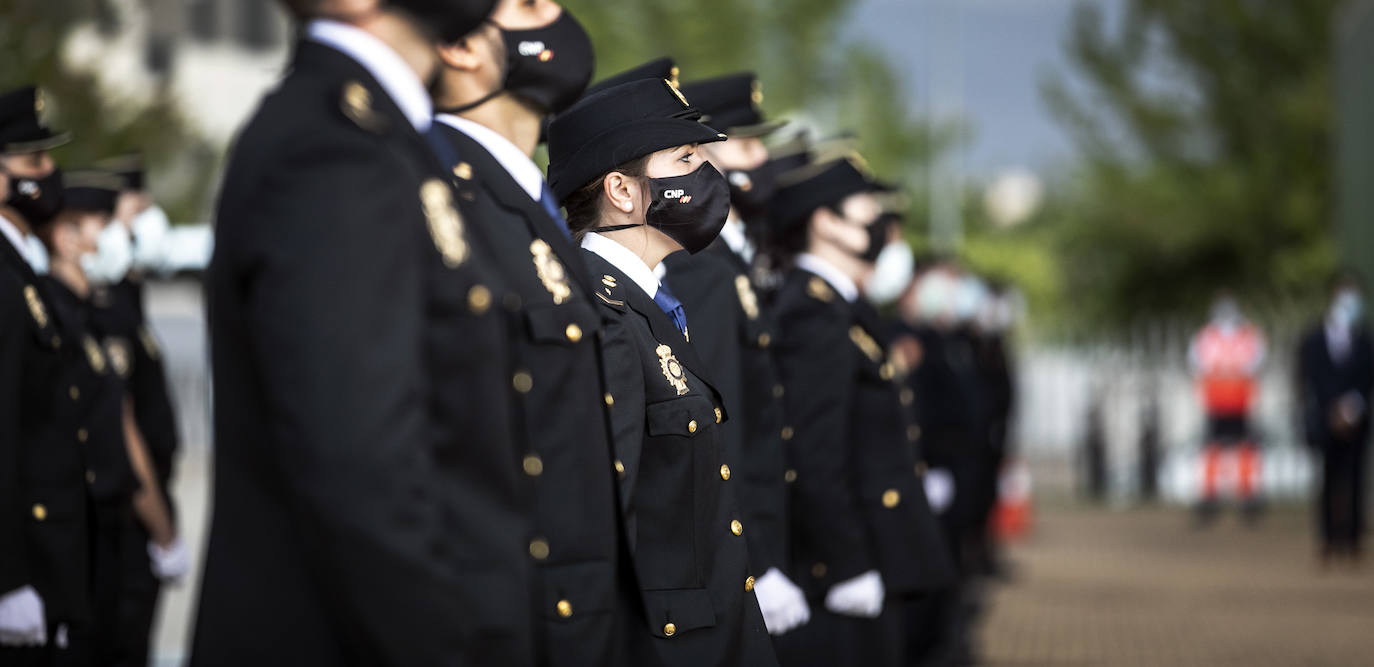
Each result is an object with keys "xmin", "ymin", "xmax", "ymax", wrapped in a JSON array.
[
  {"xmin": 219, "ymin": 135, "xmax": 483, "ymax": 663},
  {"xmin": 596, "ymin": 314, "xmax": 647, "ymax": 530},
  {"xmin": 0, "ymin": 287, "xmax": 29, "ymax": 592},
  {"xmin": 775, "ymin": 301, "xmax": 875, "ymax": 584}
]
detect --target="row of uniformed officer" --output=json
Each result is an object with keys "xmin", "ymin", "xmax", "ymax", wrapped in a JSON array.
[{"xmin": 0, "ymin": 89, "xmax": 188, "ymax": 666}]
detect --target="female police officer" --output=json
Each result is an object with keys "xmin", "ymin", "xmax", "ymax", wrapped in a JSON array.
[{"xmin": 546, "ymin": 78, "xmax": 777, "ymax": 667}]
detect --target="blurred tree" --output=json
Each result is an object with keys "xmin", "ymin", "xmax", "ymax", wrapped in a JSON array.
[
  {"xmin": 1041, "ymin": 0, "xmax": 1344, "ymax": 331},
  {"xmin": 0, "ymin": 0, "xmax": 216, "ymax": 221}
]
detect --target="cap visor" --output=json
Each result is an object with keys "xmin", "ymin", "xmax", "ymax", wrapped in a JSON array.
[
  {"xmin": 3, "ymin": 130, "xmax": 71, "ymax": 155},
  {"xmin": 725, "ymin": 119, "xmax": 788, "ymax": 139}
]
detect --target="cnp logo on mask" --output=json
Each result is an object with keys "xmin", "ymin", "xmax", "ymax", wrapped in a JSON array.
[{"xmin": 663, "ymin": 188, "xmax": 691, "ymax": 203}]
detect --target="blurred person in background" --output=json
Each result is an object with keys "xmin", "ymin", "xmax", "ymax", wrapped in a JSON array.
[
  {"xmin": 36, "ymin": 171, "xmax": 187, "ymax": 666},
  {"xmin": 767, "ymin": 155, "xmax": 953, "ymax": 667},
  {"xmin": 1298, "ymin": 274, "xmax": 1373, "ymax": 567},
  {"xmin": 972, "ymin": 280, "xmax": 1019, "ymax": 577},
  {"xmin": 1188, "ymin": 291, "xmax": 1265, "ymax": 523},
  {"xmin": 192, "ymin": 0, "xmax": 540, "ymax": 664},
  {"xmin": 660, "ymin": 72, "xmax": 812, "ymax": 641},
  {"xmin": 0, "ymin": 85, "xmax": 96, "ymax": 665}
]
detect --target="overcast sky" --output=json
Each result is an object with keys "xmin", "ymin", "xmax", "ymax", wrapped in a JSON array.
[{"xmin": 847, "ymin": 0, "xmax": 1122, "ymax": 181}]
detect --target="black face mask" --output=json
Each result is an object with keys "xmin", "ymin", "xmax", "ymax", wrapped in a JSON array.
[
  {"xmin": 499, "ymin": 11, "xmax": 594, "ymax": 115},
  {"xmin": 5, "ymin": 168, "xmax": 64, "ymax": 226},
  {"xmin": 392, "ymin": 0, "xmax": 496, "ymax": 44},
  {"xmin": 600, "ymin": 162, "xmax": 731, "ymax": 255},
  {"xmin": 856, "ymin": 211, "xmax": 893, "ymax": 264},
  {"xmin": 725, "ymin": 165, "xmax": 775, "ymax": 223}
]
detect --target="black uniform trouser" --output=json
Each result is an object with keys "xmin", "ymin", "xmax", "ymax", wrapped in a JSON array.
[
  {"xmin": 1319, "ymin": 439, "xmax": 1368, "ymax": 550},
  {"xmin": 113, "ymin": 520, "xmax": 160, "ymax": 667}
]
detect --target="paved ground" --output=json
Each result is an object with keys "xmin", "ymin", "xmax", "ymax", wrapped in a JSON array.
[{"xmin": 977, "ymin": 504, "xmax": 1374, "ymax": 666}]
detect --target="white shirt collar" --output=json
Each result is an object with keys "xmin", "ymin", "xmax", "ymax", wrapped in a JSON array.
[
  {"xmin": 582, "ymin": 232, "xmax": 660, "ymax": 299},
  {"xmin": 0, "ymin": 213, "xmax": 48, "ymax": 274},
  {"xmin": 718, "ymin": 215, "xmax": 754, "ymax": 263},
  {"xmin": 796, "ymin": 252, "xmax": 859, "ymax": 303},
  {"xmin": 306, "ymin": 20, "xmax": 432, "ymax": 132},
  {"xmin": 435, "ymin": 114, "xmax": 545, "ymax": 202}
]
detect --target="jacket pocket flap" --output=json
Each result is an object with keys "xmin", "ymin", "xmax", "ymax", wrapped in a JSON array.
[{"xmin": 642, "ymin": 587, "xmax": 717, "ymax": 637}]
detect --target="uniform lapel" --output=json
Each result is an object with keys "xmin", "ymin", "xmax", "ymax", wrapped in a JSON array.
[{"xmin": 432, "ymin": 123, "xmax": 594, "ymax": 297}]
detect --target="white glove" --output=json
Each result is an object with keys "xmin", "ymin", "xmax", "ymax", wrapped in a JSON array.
[
  {"xmin": 924, "ymin": 468, "xmax": 956, "ymax": 514},
  {"xmin": 148, "ymin": 537, "xmax": 191, "ymax": 582},
  {"xmin": 0, "ymin": 586, "xmax": 47, "ymax": 646},
  {"xmin": 753, "ymin": 568, "xmax": 810, "ymax": 635},
  {"xmin": 824, "ymin": 570, "xmax": 884, "ymax": 618}
]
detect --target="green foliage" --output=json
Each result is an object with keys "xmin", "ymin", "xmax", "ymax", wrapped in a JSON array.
[
  {"xmin": 1041, "ymin": 0, "xmax": 1345, "ymax": 333},
  {"xmin": 0, "ymin": 0, "xmax": 216, "ymax": 222}
]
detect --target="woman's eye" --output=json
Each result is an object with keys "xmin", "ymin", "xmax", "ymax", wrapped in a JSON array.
[{"xmin": 679, "ymin": 152, "xmax": 695, "ymax": 163}]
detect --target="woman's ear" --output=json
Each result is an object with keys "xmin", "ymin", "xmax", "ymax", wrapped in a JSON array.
[{"xmin": 603, "ymin": 172, "xmax": 639, "ymax": 214}]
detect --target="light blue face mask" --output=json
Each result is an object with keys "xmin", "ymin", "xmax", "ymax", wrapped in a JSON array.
[
  {"xmin": 1332, "ymin": 290, "xmax": 1364, "ymax": 329},
  {"xmin": 863, "ymin": 240, "xmax": 914, "ymax": 306},
  {"xmin": 81, "ymin": 221, "xmax": 133, "ymax": 285}
]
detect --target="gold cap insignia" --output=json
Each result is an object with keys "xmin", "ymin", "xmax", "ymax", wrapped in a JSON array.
[
  {"xmin": 82, "ymin": 336, "xmax": 107, "ymax": 375},
  {"xmin": 750, "ymin": 79, "xmax": 764, "ymax": 107},
  {"xmin": 341, "ymin": 81, "xmax": 384, "ymax": 133},
  {"xmin": 23, "ymin": 285, "xmax": 48, "ymax": 328},
  {"xmin": 666, "ymin": 80, "xmax": 690, "ymax": 107},
  {"xmin": 105, "ymin": 338, "xmax": 132, "ymax": 378},
  {"xmin": 669, "ymin": 66, "xmax": 681, "ymax": 89},
  {"xmin": 530, "ymin": 239, "xmax": 572, "ymax": 304},
  {"xmin": 848, "ymin": 325, "xmax": 884, "ymax": 363},
  {"xmin": 807, "ymin": 276, "xmax": 835, "ymax": 303},
  {"xmin": 34, "ymin": 88, "xmax": 45, "ymax": 114},
  {"xmin": 656, "ymin": 344, "xmax": 689, "ymax": 395},
  {"xmin": 420, "ymin": 179, "xmax": 468, "ymax": 267},
  {"xmin": 734, "ymin": 275, "xmax": 759, "ymax": 320}
]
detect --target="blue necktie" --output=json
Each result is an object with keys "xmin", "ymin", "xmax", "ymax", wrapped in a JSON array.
[
  {"xmin": 422, "ymin": 125, "xmax": 461, "ymax": 172},
  {"xmin": 539, "ymin": 184, "xmax": 573, "ymax": 240},
  {"xmin": 654, "ymin": 283, "xmax": 688, "ymax": 337}
]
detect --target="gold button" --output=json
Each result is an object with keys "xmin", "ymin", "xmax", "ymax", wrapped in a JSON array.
[
  {"xmin": 529, "ymin": 538, "xmax": 549, "ymax": 560},
  {"xmin": 69, "ymin": 385, "xmax": 79, "ymax": 401},
  {"xmin": 784, "ymin": 469, "xmax": 797, "ymax": 483},
  {"xmin": 522, "ymin": 455, "xmax": 543, "ymax": 477},
  {"xmin": 880, "ymin": 363, "xmax": 895, "ymax": 380},
  {"xmin": 907, "ymin": 425, "xmax": 921, "ymax": 442},
  {"xmin": 744, "ymin": 575, "xmax": 756, "ymax": 592},
  {"xmin": 604, "ymin": 393, "xmax": 614, "ymax": 407},
  {"xmin": 730, "ymin": 519, "xmax": 743, "ymax": 536},
  {"xmin": 77, "ymin": 428, "xmax": 88, "ymax": 442},
  {"xmin": 513, "ymin": 371, "xmax": 533, "ymax": 393},
  {"xmin": 663, "ymin": 622, "xmax": 677, "ymax": 637},
  {"xmin": 719, "ymin": 464, "xmax": 731, "ymax": 481},
  {"xmin": 757, "ymin": 333, "xmax": 771, "ymax": 348},
  {"xmin": 882, "ymin": 489, "xmax": 901, "ymax": 508},
  {"xmin": 86, "ymin": 470, "xmax": 96, "ymax": 484},
  {"xmin": 565, "ymin": 323, "xmax": 583, "ymax": 342},
  {"xmin": 687, "ymin": 420, "xmax": 698, "ymax": 434},
  {"xmin": 780, "ymin": 426, "xmax": 794, "ymax": 441},
  {"xmin": 467, "ymin": 285, "xmax": 491, "ymax": 314},
  {"xmin": 714, "ymin": 407, "xmax": 722, "ymax": 423},
  {"xmin": 811, "ymin": 562, "xmax": 827, "ymax": 578},
  {"xmin": 32, "ymin": 504, "xmax": 47, "ymax": 521},
  {"xmin": 772, "ymin": 384, "xmax": 785, "ymax": 398},
  {"xmin": 614, "ymin": 460, "xmax": 626, "ymax": 478},
  {"xmin": 900, "ymin": 389, "xmax": 914, "ymax": 406},
  {"xmin": 556, "ymin": 599, "xmax": 573, "ymax": 618}
]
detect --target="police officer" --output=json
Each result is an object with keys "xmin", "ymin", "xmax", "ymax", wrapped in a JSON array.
[
  {"xmin": 193, "ymin": 1, "xmax": 536, "ymax": 664},
  {"xmin": 548, "ymin": 78, "xmax": 777, "ymax": 667},
  {"xmin": 0, "ymin": 85, "xmax": 96, "ymax": 665},
  {"xmin": 766, "ymin": 155, "xmax": 955, "ymax": 667},
  {"xmin": 425, "ymin": 3, "xmax": 655, "ymax": 664},
  {"xmin": 37, "ymin": 170, "xmax": 187, "ymax": 666},
  {"xmin": 660, "ymin": 72, "xmax": 810, "ymax": 638}
]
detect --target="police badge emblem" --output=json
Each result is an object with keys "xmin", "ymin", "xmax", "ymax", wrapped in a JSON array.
[
  {"xmin": 105, "ymin": 338, "xmax": 132, "ymax": 378},
  {"xmin": 82, "ymin": 336, "xmax": 107, "ymax": 375},
  {"xmin": 137, "ymin": 325, "xmax": 162, "ymax": 361},
  {"xmin": 420, "ymin": 179, "xmax": 468, "ymax": 267},
  {"xmin": 734, "ymin": 274, "xmax": 760, "ymax": 320},
  {"xmin": 656, "ymin": 344, "xmax": 689, "ymax": 396},
  {"xmin": 530, "ymin": 239, "xmax": 572, "ymax": 304}
]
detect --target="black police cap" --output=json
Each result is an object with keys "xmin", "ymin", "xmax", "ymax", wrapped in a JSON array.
[
  {"xmin": 585, "ymin": 57, "xmax": 679, "ymax": 98},
  {"xmin": 547, "ymin": 78, "xmax": 726, "ymax": 202},
  {"xmin": 95, "ymin": 153, "xmax": 145, "ymax": 191},
  {"xmin": 0, "ymin": 86, "xmax": 71, "ymax": 155},
  {"xmin": 768, "ymin": 156, "xmax": 879, "ymax": 237},
  {"xmin": 62, "ymin": 170, "xmax": 126, "ymax": 215},
  {"xmin": 679, "ymin": 72, "xmax": 785, "ymax": 138}
]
